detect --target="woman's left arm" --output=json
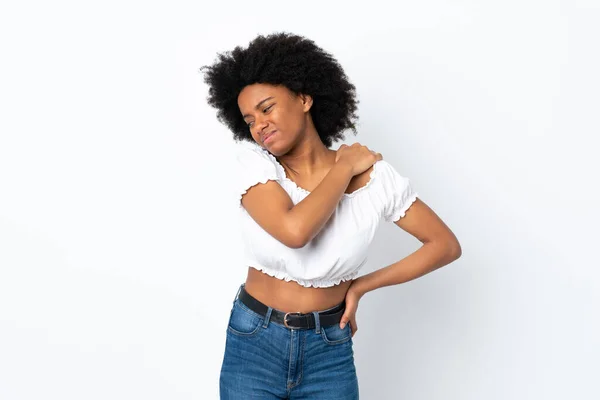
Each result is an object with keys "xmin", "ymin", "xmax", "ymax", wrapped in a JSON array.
[{"xmin": 340, "ymin": 198, "xmax": 462, "ymax": 335}]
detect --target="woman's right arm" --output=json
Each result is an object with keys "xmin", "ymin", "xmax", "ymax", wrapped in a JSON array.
[{"xmin": 240, "ymin": 143, "xmax": 382, "ymax": 248}]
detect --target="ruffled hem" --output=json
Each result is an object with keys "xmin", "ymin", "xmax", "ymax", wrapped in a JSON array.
[
  {"xmin": 237, "ymin": 174, "xmax": 280, "ymax": 208},
  {"xmin": 249, "ymin": 265, "xmax": 360, "ymax": 288},
  {"xmin": 389, "ymin": 192, "xmax": 419, "ymax": 222}
]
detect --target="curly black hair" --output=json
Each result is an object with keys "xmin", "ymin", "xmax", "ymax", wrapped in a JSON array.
[{"xmin": 200, "ymin": 32, "xmax": 359, "ymax": 148}]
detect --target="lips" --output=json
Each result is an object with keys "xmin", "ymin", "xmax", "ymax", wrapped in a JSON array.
[{"xmin": 262, "ymin": 130, "xmax": 277, "ymax": 143}]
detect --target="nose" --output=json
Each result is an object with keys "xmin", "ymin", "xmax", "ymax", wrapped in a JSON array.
[{"xmin": 253, "ymin": 115, "xmax": 269, "ymax": 133}]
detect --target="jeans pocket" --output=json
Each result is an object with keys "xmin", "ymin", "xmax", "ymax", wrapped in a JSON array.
[
  {"xmin": 320, "ymin": 322, "xmax": 352, "ymax": 345},
  {"xmin": 227, "ymin": 299, "xmax": 264, "ymax": 338}
]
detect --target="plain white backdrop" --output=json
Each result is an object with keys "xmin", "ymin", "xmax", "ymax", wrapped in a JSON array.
[{"xmin": 1, "ymin": 0, "xmax": 598, "ymax": 398}]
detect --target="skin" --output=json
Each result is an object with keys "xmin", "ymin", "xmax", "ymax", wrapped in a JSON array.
[{"xmin": 237, "ymin": 83, "xmax": 462, "ymax": 337}]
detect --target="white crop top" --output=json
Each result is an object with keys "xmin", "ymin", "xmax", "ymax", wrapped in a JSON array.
[{"xmin": 235, "ymin": 141, "xmax": 419, "ymax": 288}]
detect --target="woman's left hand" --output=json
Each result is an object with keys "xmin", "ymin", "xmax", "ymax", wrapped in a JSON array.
[{"xmin": 339, "ymin": 282, "xmax": 364, "ymax": 337}]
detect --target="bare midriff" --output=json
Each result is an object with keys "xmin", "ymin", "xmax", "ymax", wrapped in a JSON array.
[
  {"xmin": 244, "ymin": 266, "xmax": 353, "ymax": 313},
  {"xmin": 241, "ymin": 161, "xmax": 373, "ymax": 313}
]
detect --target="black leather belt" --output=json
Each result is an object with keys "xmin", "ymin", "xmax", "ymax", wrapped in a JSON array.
[{"xmin": 237, "ymin": 285, "xmax": 346, "ymax": 329}]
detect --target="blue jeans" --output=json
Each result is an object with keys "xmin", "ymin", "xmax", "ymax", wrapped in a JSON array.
[{"xmin": 219, "ymin": 284, "xmax": 359, "ymax": 399}]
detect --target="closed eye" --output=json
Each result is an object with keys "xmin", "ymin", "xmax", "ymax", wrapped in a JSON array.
[{"xmin": 246, "ymin": 104, "xmax": 275, "ymax": 128}]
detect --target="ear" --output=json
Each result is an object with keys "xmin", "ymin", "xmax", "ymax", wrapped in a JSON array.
[{"xmin": 299, "ymin": 93, "xmax": 313, "ymax": 112}]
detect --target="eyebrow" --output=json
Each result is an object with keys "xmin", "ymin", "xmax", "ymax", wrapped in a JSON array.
[{"xmin": 242, "ymin": 96, "xmax": 275, "ymax": 119}]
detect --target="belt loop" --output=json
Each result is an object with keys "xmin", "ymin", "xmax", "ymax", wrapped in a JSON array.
[
  {"xmin": 312, "ymin": 311, "xmax": 321, "ymax": 334},
  {"xmin": 233, "ymin": 283, "xmax": 243, "ymax": 304},
  {"xmin": 263, "ymin": 306, "xmax": 273, "ymax": 328}
]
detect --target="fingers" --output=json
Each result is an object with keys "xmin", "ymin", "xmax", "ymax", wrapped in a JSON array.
[
  {"xmin": 369, "ymin": 150, "xmax": 383, "ymax": 163},
  {"xmin": 340, "ymin": 312, "xmax": 351, "ymax": 329},
  {"xmin": 340, "ymin": 316, "xmax": 358, "ymax": 336},
  {"xmin": 371, "ymin": 148, "xmax": 382, "ymax": 160},
  {"xmin": 349, "ymin": 319, "xmax": 358, "ymax": 337}
]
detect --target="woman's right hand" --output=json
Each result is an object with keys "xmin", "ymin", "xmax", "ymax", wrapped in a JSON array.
[{"xmin": 335, "ymin": 143, "xmax": 383, "ymax": 176}]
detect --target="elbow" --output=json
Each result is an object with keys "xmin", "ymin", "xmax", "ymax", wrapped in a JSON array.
[
  {"xmin": 288, "ymin": 229, "xmax": 310, "ymax": 249},
  {"xmin": 448, "ymin": 240, "xmax": 462, "ymax": 261},
  {"xmin": 429, "ymin": 236, "xmax": 461, "ymax": 262},
  {"xmin": 281, "ymin": 220, "xmax": 309, "ymax": 249},
  {"xmin": 271, "ymin": 230, "xmax": 305, "ymax": 248},
  {"xmin": 284, "ymin": 234, "xmax": 307, "ymax": 249},
  {"xmin": 425, "ymin": 234, "xmax": 462, "ymax": 261}
]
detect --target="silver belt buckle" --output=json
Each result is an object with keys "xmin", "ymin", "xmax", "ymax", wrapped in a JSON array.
[{"xmin": 283, "ymin": 311, "xmax": 302, "ymax": 328}]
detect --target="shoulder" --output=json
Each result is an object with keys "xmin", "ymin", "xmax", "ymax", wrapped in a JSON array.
[
  {"xmin": 374, "ymin": 159, "xmax": 407, "ymax": 178},
  {"xmin": 373, "ymin": 159, "xmax": 414, "ymax": 191},
  {"xmin": 373, "ymin": 159, "xmax": 394, "ymax": 172},
  {"xmin": 234, "ymin": 140, "xmax": 264, "ymax": 157},
  {"xmin": 235, "ymin": 141, "xmax": 278, "ymax": 168}
]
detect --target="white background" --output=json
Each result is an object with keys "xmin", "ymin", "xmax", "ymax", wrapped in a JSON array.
[{"xmin": 1, "ymin": 0, "xmax": 598, "ymax": 398}]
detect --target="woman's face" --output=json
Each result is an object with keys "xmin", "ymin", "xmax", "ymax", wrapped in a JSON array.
[{"xmin": 237, "ymin": 83, "xmax": 312, "ymax": 154}]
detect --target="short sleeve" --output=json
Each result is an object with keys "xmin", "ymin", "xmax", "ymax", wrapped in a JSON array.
[
  {"xmin": 377, "ymin": 160, "xmax": 419, "ymax": 222},
  {"xmin": 235, "ymin": 142, "xmax": 281, "ymax": 207}
]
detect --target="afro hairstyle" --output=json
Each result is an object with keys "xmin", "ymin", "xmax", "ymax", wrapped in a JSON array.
[{"xmin": 200, "ymin": 32, "xmax": 359, "ymax": 148}]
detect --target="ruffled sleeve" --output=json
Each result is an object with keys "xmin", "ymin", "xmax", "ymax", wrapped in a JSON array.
[
  {"xmin": 235, "ymin": 142, "xmax": 281, "ymax": 207},
  {"xmin": 376, "ymin": 160, "xmax": 419, "ymax": 222}
]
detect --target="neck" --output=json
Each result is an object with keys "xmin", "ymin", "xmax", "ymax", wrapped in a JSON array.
[{"xmin": 277, "ymin": 129, "xmax": 336, "ymax": 178}]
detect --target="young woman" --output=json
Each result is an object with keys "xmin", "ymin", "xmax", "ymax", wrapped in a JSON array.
[{"xmin": 202, "ymin": 32, "xmax": 462, "ymax": 399}]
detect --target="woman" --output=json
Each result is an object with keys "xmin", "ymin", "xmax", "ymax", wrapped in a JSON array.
[{"xmin": 202, "ymin": 32, "xmax": 462, "ymax": 399}]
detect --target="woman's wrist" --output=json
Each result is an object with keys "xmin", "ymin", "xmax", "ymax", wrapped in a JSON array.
[
  {"xmin": 332, "ymin": 158, "xmax": 355, "ymax": 177},
  {"xmin": 349, "ymin": 277, "xmax": 368, "ymax": 298}
]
